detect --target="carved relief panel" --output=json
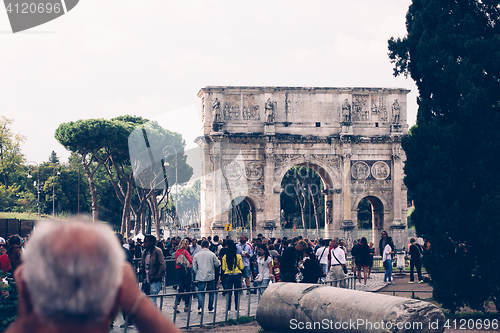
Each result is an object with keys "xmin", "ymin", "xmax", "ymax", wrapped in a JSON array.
[
  {"xmin": 371, "ymin": 161, "xmax": 390, "ymax": 180},
  {"xmin": 242, "ymin": 94, "xmax": 260, "ymax": 121},
  {"xmin": 326, "ymin": 200, "xmax": 333, "ymax": 224},
  {"xmin": 223, "ymin": 95, "xmax": 241, "ymax": 121},
  {"xmin": 244, "ymin": 162, "xmax": 263, "ymax": 180},
  {"xmin": 351, "ymin": 161, "xmax": 370, "ymax": 180},
  {"xmin": 370, "ymin": 95, "xmax": 388, "ymax": 121},
  {"xmin": 352, "ymin": 95, "xmax": 369, "ymax": 122},
  {"xmin": 223, "ymin": 161, "xmax": 242, "ymax": 180},
  {"xmin": 351, "ymin": 161, "xmax": 392, "ymax": 181}
]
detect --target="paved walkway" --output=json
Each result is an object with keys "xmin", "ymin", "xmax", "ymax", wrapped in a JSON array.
[
  {"xmin": 110, "ymin": 272, "xmax": 404, "ymax": 333},
  {"xmin": 351, "ymin": 271, "xmax": 388, "ymax": 292}
]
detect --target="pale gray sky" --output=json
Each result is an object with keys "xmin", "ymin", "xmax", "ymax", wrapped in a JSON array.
[{"xmin": 1, "ymin": 0, "xmax": 417, "ymax": 164}]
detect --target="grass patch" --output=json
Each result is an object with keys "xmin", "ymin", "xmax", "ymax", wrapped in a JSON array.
[
  {"xmin": 426, "ymin": 300, "xmax": 499, "ymax": 320},
  {"xmin": 443, "ymin": 311, "xmax": 499, "ymax": 320},
  {"xmin": 0, "ymin": 212, "xmax": 73, "ymax": 221},
  {"xmin": 0, "ymin": 212, "xmax": 42, "ymax": 220},
  {"xmin": 225, "ymin": 316, "xmax": 255, "ymax": 326}
]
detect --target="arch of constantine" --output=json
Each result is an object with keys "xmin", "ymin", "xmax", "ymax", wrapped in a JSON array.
[{"xmin": 196, "ymin": 86, "xmax": 409, "ymax": 249}]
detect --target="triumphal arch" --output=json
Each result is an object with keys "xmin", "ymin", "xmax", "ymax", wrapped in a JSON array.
[{"xmin": 196, "ymin": 86, "xmax": 409, "ymax": 249}]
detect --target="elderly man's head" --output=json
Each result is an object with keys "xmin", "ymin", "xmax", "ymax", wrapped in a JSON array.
[{"xmin": 21, "ymin": 220, "xmax": 125, "ymax": 324}]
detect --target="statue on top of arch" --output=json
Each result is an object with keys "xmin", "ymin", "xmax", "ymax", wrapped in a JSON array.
[
  {"xmin": 392, "ymin": 99, "xmax": 401, "ymax": 124},
  {"xmin": 265, "ymin": 98, "xmax": 275, "ymax": 123},
  {"xmin": 342, "ymin": 98, "xmax": 352, "ymax": 123},
  {"xmin": 212, "ymin": 97, "xmax": 221, "ymax": 122}
]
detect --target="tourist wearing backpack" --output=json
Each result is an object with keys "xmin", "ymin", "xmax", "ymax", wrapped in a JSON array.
[
  {"xmin": 174, "ymin": 239, "xmax": 193, "ymax": 312},
  {"xmin": 209, "ymin": 235, "xmax": 222, "ymax": 289}
]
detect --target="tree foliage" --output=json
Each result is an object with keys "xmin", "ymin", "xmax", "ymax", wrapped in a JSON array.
[
  {"xmin": 357, "ymin": 198, "xmax": 372, "ymax": 229},
  {"xmin": 0, "ymin": 116, "xmax": 25, "ymax": 188},
  {"xmin": 389, "ymin": 0, "xmax": 500, "ymax": 312},
  {"xmin": 55, "ymin": 119, "xmax": 127, "ymax": 221},
  {"xmin": 55, "ymin": 116, "xmax": 193, "ymax": 237},
  {"xmin": 280, "ymin": 166, "xmax": 324, "ymax": 233},
  {"xmin": 48, "ymin": 151, "xmax": 59, "ymax": 164},
  {"xmin": 171, "ymin": 179, "xmax": 200, "ymax": 227}
]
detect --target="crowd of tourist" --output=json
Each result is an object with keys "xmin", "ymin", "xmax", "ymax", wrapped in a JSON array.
[
  {"xmin": 1, "ymin": 230, "xmax": 412, "ymax": 293},
  {"xmin": 128, "ymin": 232, "xmax": 402, "ymax": 314},
  {"xmin": 1, "ymin": 225, "xmax": 426, "ymax": 331}
]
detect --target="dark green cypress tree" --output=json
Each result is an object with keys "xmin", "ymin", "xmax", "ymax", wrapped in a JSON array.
[{"xmin": 388, "ymin": 0, "xmax": 500, "ymax": 312}]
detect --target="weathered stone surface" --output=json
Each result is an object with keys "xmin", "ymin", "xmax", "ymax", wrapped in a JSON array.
[
  {"xmin": 197, "ymin": 87, "xmax": 410, "ymax": 249},
  {"xmin": 256, "ymin": 282, "xmax": 445, "ymax": 333}
]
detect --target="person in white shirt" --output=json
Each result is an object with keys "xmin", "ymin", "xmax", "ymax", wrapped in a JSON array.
[
  {"xmin": 383, "ymin": 237, "xmax": 395, "ymax": 284},
  {"xmin": 189, "ymin": 239, "xmax": 202, "ymax": 256},
  {"xmin": 326, "ymin": 238, "xmax": 347, "ymax": 288},
  {"xmin": 315, "ymin": 240, "xmax": 329, "ymax": 280}
]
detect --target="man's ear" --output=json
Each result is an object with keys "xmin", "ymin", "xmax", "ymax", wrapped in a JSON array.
[{"xmin": 13, "ymin": 265, "xmax": 34, "ymax": 316}]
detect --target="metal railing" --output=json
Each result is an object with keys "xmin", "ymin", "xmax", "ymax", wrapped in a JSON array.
[
  {"xmin": 373, "ymin": 290, "xmax": 433, "ymax": 299},
  {"xmin": 320, "ymin": 274, "xmax": 357, "ymax": 289},
  {"xmin": 122, "ymin": 275, "xmax": 357, "ymax": 332}
]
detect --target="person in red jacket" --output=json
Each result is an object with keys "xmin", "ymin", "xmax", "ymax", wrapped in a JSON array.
[
  {"xmin": 0, "ymin": 235, "xmax": 23, "ymax": 274},
  {"xmin": 174, "ymin": 239, "xmax": 193, "ymax": 312}
]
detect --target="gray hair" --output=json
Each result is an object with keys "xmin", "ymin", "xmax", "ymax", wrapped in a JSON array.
[{"xmin": 22, "ymin": 219, "xmax": 125, "ymax": 323}]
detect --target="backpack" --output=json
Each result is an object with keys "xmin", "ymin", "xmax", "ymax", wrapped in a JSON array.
[
  {"xmin": 176, "ymin": 251, "xmax": 190, "ymax": 270},
  {"xmin": 415, "ymin": 243, "xmax": 423, "ymax": 258},
  {"xmin": 209, "ymin": 242, "xmax": 219, "ymax": 255}
]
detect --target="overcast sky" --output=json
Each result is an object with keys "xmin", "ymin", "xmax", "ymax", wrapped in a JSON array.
[{"xmin": 1, "ymin": 0, "xmax": 417, "ymax": 165}]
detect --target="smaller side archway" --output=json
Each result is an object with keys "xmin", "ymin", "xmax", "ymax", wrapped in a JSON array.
[
  {"xmin": 354, "ymin": 195, "xmax": 385, "ymax": 244},
  {"xmin": 226, "ymin": 195, "xmax": 258, "ymax": 236}
]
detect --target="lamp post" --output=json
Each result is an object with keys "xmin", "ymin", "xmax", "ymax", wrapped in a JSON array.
[
  {"xmin": 27, "ymin": 162, "xmax": 40, "ymax": 220},
  {"xmin": 163, "ymin": 145, "xmax": 178, "ymax": 226},
  {"xmin": 52, "ymin": 164, "xmax": 60, "ymax": 217}
]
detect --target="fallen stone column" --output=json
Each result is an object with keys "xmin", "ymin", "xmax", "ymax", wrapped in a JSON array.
[{"xmin": 256, "ymin": 282, "xmax": 445, "ymax": 333}]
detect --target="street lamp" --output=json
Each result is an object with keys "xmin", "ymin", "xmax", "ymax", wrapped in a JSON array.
[
  {"xmin": 27, "ymin": 162, "xmax": 40, "ymax": 220},
  {"xmin": 163, "ymin": 145, "xmax": 178, "ymax": 226},
  {"xmin": 52, "ymin": 164, "xmax": 60, "ymax": 217}
]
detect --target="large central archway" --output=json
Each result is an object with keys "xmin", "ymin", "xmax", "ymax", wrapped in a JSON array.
[{"xmin": 280, "ymin": 164, "xmax": 327, "ymax": 238}]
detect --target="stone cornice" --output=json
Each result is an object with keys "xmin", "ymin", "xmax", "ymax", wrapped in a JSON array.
[
  {"xmin": 197, "ymin": 133, "xmax": 407, "ymax": 146},
  {"xmin": 198, "ymin": 86, "xmax": 411, "ymax": 96}
]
